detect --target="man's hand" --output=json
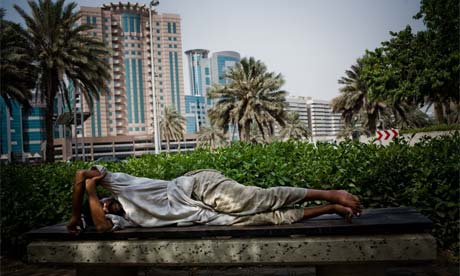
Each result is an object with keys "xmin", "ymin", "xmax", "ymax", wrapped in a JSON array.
[
  {"xmin": 85, "ymin": 173, "xmax": 106, "ymax": 194},
  {"xmin": 67, "ymin": 216, "xmax": 83, "ymax": 236}
]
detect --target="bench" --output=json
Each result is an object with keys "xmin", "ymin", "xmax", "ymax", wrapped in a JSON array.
[{"xmin": 27, "ymin": 207, "xmax": 437, "ymax": 276}]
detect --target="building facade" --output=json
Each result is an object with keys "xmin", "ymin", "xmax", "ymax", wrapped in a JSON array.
[
  {"xmin": 306, "ymin": 98, "xmax": 343, "ymax": 142},
  {"xmin": 0, "ymin": 97, "xmax": 46, "ymax": 162},
  {"xmin": 184, "ymin": 50, "xmax": 240, "ymax": 134},
  {"xmin": 78, "ymin": 2, "xmax": 185, "ymax": 139}
]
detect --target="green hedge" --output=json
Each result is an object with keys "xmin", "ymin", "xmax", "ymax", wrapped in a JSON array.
[
  {"xmin": 399, "ymin": 123, "xmax": 460, "ymax": 134},
  {"xmin": 1, "ymin": 133, "xmax": 459, "ymax": 256}
]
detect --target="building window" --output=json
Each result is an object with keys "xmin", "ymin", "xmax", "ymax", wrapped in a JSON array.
[
  {"xmin": 137, "ymin": 51, "xmax": 141, "ymax": 55},
  {"xmin": 174, "ymin": 44, "xmax": 177, "ymax": 48},
  {"xmin": 168, "ymin": 37, "xmax": 171, "ymax": 41},
  {"xmin": 141, "ymin": 127, "xmax": 145, "ymax": 131},
  {"xmin": 86, "ymin": 16, "xmax": 91, "ymax": 24},
  {"xmin": 155, "ymin": 22, "xmax": 160, "ymax": 26},
  {"xmin": 124, "ymin": 36, "xmax": 128, "ymax": 39},
  {"xmin": 109, "ymin": 120, "xmax": 113, "ymax": 124},
  {"xmin": 157, "ymin": 37, "xmax": 160, "ymax": 41},
  {"xmin": 157, "ymin": 44, "xmax": 161, "ymax": 48},
  {"xmin": 156, "ymin": 29, "xmax": 160, "ymax": 33},
  {"xmin": 104, "ymin": 34, "xmax": 109, "ymax": 37},
  {"xmin": 110, "ymin": 128, "xmax": 113, "ymax": 131},
  {"xmin": 92, "ymin": 16, "xmax": 97, "ymax": 25},
  {"xmin": 173, "ymin": 22, "xmax": 176, "ymax": 33},
  {"xmin": 168, "ymin": 44, "xmax": 172, "ymax": 48},
  {"xmin": 124, "ymin": 51, "xmax": 128, "ymax": 54},
  {"xmin": 160, "ymin": 96, "xmax": 163, "ymax": 100},
  {"xmin": 93, "ymin": 32, "xmax": 97, "ymax": 36},
  {"xmin": 158, "ymin": 59, "xmax": 161, "ymax": 63},
  {"xmin": 205, "ymin": 67, "xmax": 210, "ymax": 75},
  {"xmin": 157, "ymin": 51, "xmax": 161, "ymax": 55},
  {"xmin": 104, "ymin": 18, "xmax": 108, "ymax": 22},
  {"xmin": 131, "ymin": 43, "xmax": 135, "ymax": 47},
  {"xmin": 158, "ymin": 66, "xmax": 162, "ymax": 70},
  {"xmin": 159, "ymin": 81, "xmax": 163, "ymax": 85},
  {"xmin": 124, "ymin": 43, "xmax": 128, "ymax": 47},
  {"xmin": 104, "ymin": 26, "xmax": 108, "ymax": 30},
  {"xmin": 160, "ymin": 89, "xmax": 163, "ymax": 93},
  {"xmin": 135, "ymin": 127, "xmax": 139, "ymax": 131},
  {"xmin": 167, "ymin": 22, "xmax": 171, "ymax": 33},
  {"xmin": 173, "ymin": 37, "xmax": 176, "ymax": 41}
]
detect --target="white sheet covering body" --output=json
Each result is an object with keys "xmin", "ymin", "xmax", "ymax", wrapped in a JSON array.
[{"xmin": 92, "ymin": 165, "xmax": 306, "ymax": 230}]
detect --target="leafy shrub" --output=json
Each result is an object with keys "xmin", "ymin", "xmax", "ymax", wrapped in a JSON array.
[
  {"xmin": 1, "ymin": 133, "xmax": 459, "ymax": 256},
  {"xmin": 400, "ymin": 123, "xmax": 460, "ymax": 134}
]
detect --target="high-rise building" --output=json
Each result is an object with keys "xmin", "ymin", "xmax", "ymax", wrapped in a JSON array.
[
  {"xmin": 0, "ymin": 97, "xmax": 46, "ymax": 162},
  {"xmin": 211, "ymin": 51, "xmax": 240, "ymax": 85},
  {"xmin": 306, "ymin": 98, "xmax": 343, "ymax": 142},
  {"xmin": 184, "ymin": 49, "xmax": 211, "ymax": 97},
  {"xmin": 184, "ymin": 49, "xmax": 240, "ymax": 134},
  {"xmin": 286, "ymin": 96, "xmax": 310, "ymax": 130},
  {"xmin": 78, "ymin": 3, "xmax": 185, "ymax": 138}
]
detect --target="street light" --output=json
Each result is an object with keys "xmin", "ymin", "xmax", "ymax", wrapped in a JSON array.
[{"xmin": 149, "ymin": 0, "xmax": 161, "ymax": 154}]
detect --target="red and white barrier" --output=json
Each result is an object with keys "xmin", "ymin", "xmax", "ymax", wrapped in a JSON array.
[{"xmin": 376, "ymin": 129, "xmax": 399, "ymax": 141}]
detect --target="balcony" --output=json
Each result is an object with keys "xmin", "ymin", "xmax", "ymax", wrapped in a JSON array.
[
  {"xmin": 112, "ymin": 28, "xmax": 119, "ymax": 34},
  {"xmin": 114, "ymin": 82, "xmax": 122, "ymax": 87},
  {"xmin": 113, "ymin": 59, "xmax": 120, "ymax": 65},
  {"xmin": 111, "ymin": 21, "xmax": 118, "ymax": 26},
  {"xmin": 112, "ymin": 36, "xmax": 119, "ymax": 42}
]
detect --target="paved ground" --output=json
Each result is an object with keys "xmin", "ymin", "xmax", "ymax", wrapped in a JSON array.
[{"xmin": 1, "ymin": 256, "xmax": 458, "ymax": 276}]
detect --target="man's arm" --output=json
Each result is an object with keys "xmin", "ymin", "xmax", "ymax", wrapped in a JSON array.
[
  {"xmin": 67, "ymin": 169, "xmax": 102, "ymax": 235},
  {"xmin": 85, "ymin": 176, "xmax": 113, "ymax": 233}
]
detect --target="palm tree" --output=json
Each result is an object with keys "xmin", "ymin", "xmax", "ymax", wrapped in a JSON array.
[
  {"xmin": 196, "ymin": 125, "xmax": 226, "ymax": 150},
  {"xmin": 279, "ymin": 112, "xmax": 311, "ymax": 141},
  {"xmin": 208, "ymin": 57, "xmax": 287, "ymax": 142},
  {"xmin": 159, "ymin": 106, "xmax": 185, "ymax": 152},
  {"xmin": 15, "ymin": 0, "xmax": 111, "ymax": 162},
  {"xmin": 332, "ymin": 59, "xmax": 387, "ymax": 134},
  {"xmin": 0, "ymin": 8, "xmax": 36, "ymax": 113}
]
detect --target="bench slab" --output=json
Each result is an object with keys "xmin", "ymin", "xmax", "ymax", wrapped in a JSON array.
[
  {"xmin": 28, "ymin": 207, "xmax": 433, "ymax": 240},
  {"xmin": 28, "ymin": 233, "xmax": 436, "ymax": 265}
]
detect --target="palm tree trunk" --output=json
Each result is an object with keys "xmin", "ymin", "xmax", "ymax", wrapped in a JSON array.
[
  {"xmin": 444, "ymin": 101, "xmax": 452, "ymax": 124},
  {"xmin": 45, "ymin": 71, "xmax": 57, "ymax": 162},
  {"xmin": 244, "ymin": 121, "xmax": 251, "ymax": 142},
  {"xmin": 434, "ymin": 102, "xmax": 445, "ymax": 124},
  {"xmin": 166, "ymin": 138, "xmax": 170, "ymax": 153}
]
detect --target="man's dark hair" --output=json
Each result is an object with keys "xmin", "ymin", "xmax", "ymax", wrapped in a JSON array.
[{"xmin": 106, "ymin": 197, "xmax": 126, "ymax": 217}]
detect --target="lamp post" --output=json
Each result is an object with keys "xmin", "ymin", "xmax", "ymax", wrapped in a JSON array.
[{"xmin": 149, "ymin": 0, "xmax": 161, "ymax": 154}]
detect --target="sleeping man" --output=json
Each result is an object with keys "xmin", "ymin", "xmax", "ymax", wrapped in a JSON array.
[{"xmin": 67, "ymin": 166, "xmax": 362, "ymax": 235}]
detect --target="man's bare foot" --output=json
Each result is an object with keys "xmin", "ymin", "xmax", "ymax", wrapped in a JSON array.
[
  {"xmin": 333, "ymin": 204, "xmax": 354, "ymax": 223},
  {"xmin": 330, "ymin": 190, "xmax": 361, "ymax": 216}
]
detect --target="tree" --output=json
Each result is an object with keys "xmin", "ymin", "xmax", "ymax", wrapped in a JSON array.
[
  {"xmin": 0, "ymin": 8, "xmax": 36, "ymax": 113},
  {"xmin": 279, "ymin": 112, "xmax": 311, "ymax": 141},
  {"xmin": 196, "ymin": 125, "xmax": 226, "ymax": 151},
  {"xmin": 208, "ymin": 57, "xmax": 287, "ymax": 142},
  {"xmin": 361, "ymin": 0, "xmax": 459, "ymax": 124},
  {"xmin": 15, "ymin": 0, "xmax": 111, "ymax": 162},
  {"xmin": 332, "ymin": 59, "xmax": 387, "ymax": 134},
  {"xmin": 159, "ymin": 106, "xmax": 185, "ymax": 152}
]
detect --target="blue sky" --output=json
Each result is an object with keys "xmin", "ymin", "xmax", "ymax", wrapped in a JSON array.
[{"xmin": 2, "ymin": 0, "xmax": 425, "ymax": 100}]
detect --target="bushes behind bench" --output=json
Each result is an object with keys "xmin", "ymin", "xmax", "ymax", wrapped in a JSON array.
[{"xmin": 1, "ymin": 133, "xmax": 459, "ymax": 257}]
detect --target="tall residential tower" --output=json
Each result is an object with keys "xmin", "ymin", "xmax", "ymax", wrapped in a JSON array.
[{"xmin": 78, "ymin": 2, "xmax": 185, "ymax": 138}]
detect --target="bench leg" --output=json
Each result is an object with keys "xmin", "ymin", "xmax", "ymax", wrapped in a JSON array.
[
  {"xmin": 76, "ymin": 265, "xmax": 138, "ymax": 276},
  {"xmin": 316, "ymin": 264, "xmax": 386, "ymax": 276}
]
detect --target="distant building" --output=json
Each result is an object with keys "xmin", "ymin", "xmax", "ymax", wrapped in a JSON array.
[
  {"xmin": 185, "ymin": 49, "xmax": 211, "ymax": 97},
  {"xmin": 285, "ymin": 96, "xmax": 343, "ymax": 142},
  {"xmin": 0, "ymin": 96, "xmax": 46, "ymax": 162},
  {"xmin": 78, "ymin": 2, "xmax": 185, "ymax": 139},
  {"xmin": 184, "ymin": 50, "xmax": 241, "ymax": 134},
  {"xmin": 307, "ymin": 98, "xmax": 343, "ymax": 142},
  {"xmin": 285, "ymin": 96, "xmax": 310, "ymax": 130},
  {"xmin": 211, "ymin": 51, "xmax": 241, "ymax": 85}
]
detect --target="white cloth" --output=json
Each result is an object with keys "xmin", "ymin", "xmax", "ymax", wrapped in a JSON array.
[
  {"xmin": 92, "ymin": 166, "xmax": 306, "ymax": 230},
  {"xmin": 92, "ymin": 165, "xmax": 238, "ymax": 230}
]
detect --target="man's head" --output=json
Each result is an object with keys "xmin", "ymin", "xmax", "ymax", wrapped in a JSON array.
[{"xmin": 100, "ymin": 197, "xmax": 125, "ymax": 217}]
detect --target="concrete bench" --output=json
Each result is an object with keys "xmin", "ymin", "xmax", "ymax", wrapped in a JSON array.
[{"xmin": 27, "ymin": 207, "xmax": 436, "ymax": 276}]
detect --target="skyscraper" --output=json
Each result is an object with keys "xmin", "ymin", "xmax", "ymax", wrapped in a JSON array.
[
  {"xmin": 78, "ymin": 2, "xmax": 185, "ymax": 138},
  {"xmin": 185, "ymin": 49, "xmax": 210, "ymax": 97},
  {"xmin": 184, "ymin": 50, "xmax": 241, "ymax": 134},
  {"xmin": 211, "ymin": 51, "xmax": 241, "ymax": 85}
]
